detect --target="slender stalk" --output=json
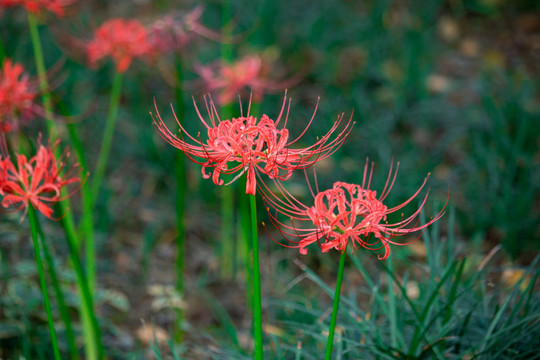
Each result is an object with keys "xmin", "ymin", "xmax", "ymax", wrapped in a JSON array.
[
  {"xmin": 26, "ymin": 15, "xmax": 84, "ymax": 360},
  {"xmin": 28, "ymin": 207, "xmax": 61, "ymax": 360},
  {"xmin": 324, "ymin": 250, "xmax": 347, "ymax": 360},
  {"xmin": 65, "ymin": 119, "xmax": 94, "ymax": 252},
  {"xmin": 36, "ymin": 220, "xmax": 80, "ymax": 360},
  {"xmin": 220, "ymin": 181, "xmax": 235, "ymax": 277},
  {"xmin": 91, "ymin": 71, "xmax": 123, "ymax": 199},
  {"xmin": 61, "ymin": 213, "xmax": 103, "ymax": 360},
  {"xmin": 249, "ymin": 194, "xmax": 263, "ymax": 360},
  {"xmin": 28, "ymin": 15, "xmax": 85, "ymax": 261},
  {"xmin": 387, "ymin": 252, "xmax": 398, "ymax": 348},
  {"xmin": 239, "ymin": 177, "xmax": 253, "ymax": 311},
  {"xmin": 173, "ymin": 54, "xmax": 186, "ymax": 341},
  {"xmin": 87, "ymin": 70, "xmax": 123, "ymax": 296},
  {"xmin": 27, "ymin": 14, "xmax": 54, "ymax": 134}
]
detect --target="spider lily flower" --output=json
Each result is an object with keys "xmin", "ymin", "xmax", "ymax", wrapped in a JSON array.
[
  {"xmin": 148, "ymin": 7, "xmax": 224, "ymax": 56},
  {"xmin": 261, "ymin": 160, "xmax": 447, "ymax": 259},
  {"xmin": 0, "ymin": 140, "xmax": 81, "ymax": 220},
  {"xmin": 152, "ymin": 94, "xmax": 354, "ymax": 195},
  {"xmin": 87, "ymin": 18, "xmax": 153, "ymax": 73},
  {"xmin": 0, "ymin": 59, "xmax": 40, "ymax": 133},
  {"xmin": 194, "ymin": 54, "xmax": 301, "ymax": 106},
  {"xmin": 0, "ymin": 0, "xmax": 74, "ymax": 17}
]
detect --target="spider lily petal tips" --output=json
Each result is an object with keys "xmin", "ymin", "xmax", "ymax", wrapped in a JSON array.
[
  {"xmin": 261, "ymin": 160, "xmax": 447, "ymax": 259},
  {"xmin": 0, "ymin": 141, "xmax": 81, "ymax": 220},
  {"xmin": 152, "ymin": 94, "xmax": 354, "ymax": 195},
  {"xmin": 148, "ymin": 7, "xmax": 222, "ymax": 56}
]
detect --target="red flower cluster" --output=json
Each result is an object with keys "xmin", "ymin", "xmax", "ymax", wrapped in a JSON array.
[
  {"xmin": 0, "ymin": 59, "xmax": 39, "ymax": 133},
  {"xmin": 0, "ymin": 0, "xmax": 73, "ymax": 17},
  {"xmin": 0, "ymin": 142, "xmax": 81, "ymax": 220},
  {"xmin": 152, "ymin": 94, "xmax": 353, "ymax": 195},
  {"xmin": 262, "ymin": 160, "xmax": 447, "ymax": 258},
  {"xmin": 87, "ymin": 18, "xmax": 153, "ymax": 73},
  {"xmin": 195, "ymin": 54, "xmax": 298, "ymax": 106}
]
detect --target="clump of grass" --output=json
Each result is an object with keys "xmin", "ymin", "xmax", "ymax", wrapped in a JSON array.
[{"xmin": 186, "ymin": 206, "xmax": 540, "ymax": 359}]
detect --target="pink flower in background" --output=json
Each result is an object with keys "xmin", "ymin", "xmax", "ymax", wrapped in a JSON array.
[
  {"xmin": 152, "ymin": 94, "xmax": 353, "ymax": 195},
  {"xmin": 0, "ymin": 141, "xmax": 81, "ymax": 220},
  {"xmin": 0, "ymin": 59, "xmax": 39, "ymax": 133},
  {"xmin": 87, "ymin": 18, "xmax": 153, "ymax": 73},
  {"xmin": 195, "ymin": 54, "xmax": 300, "ymax": 106},
  {"xmin": 148, "ymin": 7, "xmax": 223, "ymax": 56},
  {"xmin": 262, "ymin": 160, "xmax": 446, "ymax": 258},
  {"xmin": 0, "ymin": 0, "xmax": 73, "ymax": 17}
]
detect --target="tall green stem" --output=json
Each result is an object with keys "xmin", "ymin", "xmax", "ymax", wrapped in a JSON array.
[
  {"xmin": 387, "ymin": 252, "xmax": 398, "ymax": 348},
  {"xmin": 324, "ymin": 250, "xmax": 347, "ymax": 360},
  {"xmin": 239, "ymin": 178, "xmax": 253, "ymax": 311},
  {"xmin": 27, "ymin": 15, "xmax": 83, "ymax": 255},
  {"xmin": 249, "ymin": 194, "xmax": 263, "ymax": 360},
  {"xmin": 88, "ymin": 70, "xmax": 122, "ymax": 295},
  {"xmin": 67, "ymin": 123, "xmax": 95, "ymax": 254},
  {"xmin": 28, "ymin": 207, "xmax": 61, "ymax": 360},
  {"xmin": 27, "ymin": 14, "xmax": 54, "ymax": 135},
  {"xmin": 27, "ymin": 13, "xmax": 92, "ymax": 360},
  {"xmin": 62, "ymin": 213, "xmax": 103, "ymax": 360},
  {"xmin": 91, "ymin": 71, "xmax": 123, "ymax": 200},
  {"xmin": 36, "ymin": 221, "xmax": 80, "ymax": 360}
]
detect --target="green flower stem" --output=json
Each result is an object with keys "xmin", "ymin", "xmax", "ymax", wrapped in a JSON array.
[
  {"xmin": 28, "ymin": 15, "xmax": 83, "ymax": 259},
  {"xmin": 91, "ymin": 70, "xmax": 123, "ymax": 200},
  {"xmin": 249, "ymin": 194, "xmax": 263, "ymax": 360},
  {"xmin": 36, "ymin": 220, "xmax": 80, "ymax": 360},
  {"xmin": 55, "ymin": 99, "xmax": 97, "ymax": 360},
  {"xmin": 27, "ymin": 14, "xmax": 54, "ymax": 135},
  {"xmin": 59, "ymin": 99, "xmax": 95, "ymax": 257},
  {"xmin": 220, "ymin": 180, "xmax": 235, "ymax": 278},
  {"xmin": 28, "ymin": 206, "xmax": 61, "ymax": 360},
  {"xmin": 174, "ymin": 54, "xmax": 186, "ymax": 341},
  {"xmin": 239, "ymin": 180, "xmax": 253, "ymax": 311},
  {"xmin": 324, "ymin": 250, "xmax": 347, "ymax": 360},
  {"xmin": 87, "ymin": 70, "xmax": 123, "ymax": 295},
  {"xmin": 387, "ymin": 253, "xmax": 398, "ymax": 348},
  {"xmin": 72, "ymin": 137, "xmax": 95, "ymax": 260},
  {"xmin": 61, "ymin": 210, "xmax": 103, "ymax": 360}
]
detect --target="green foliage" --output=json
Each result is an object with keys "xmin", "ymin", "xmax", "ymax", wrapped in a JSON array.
[{"xmin": 191, "ymin": 206, "xmax": 540, "ymax": 358}]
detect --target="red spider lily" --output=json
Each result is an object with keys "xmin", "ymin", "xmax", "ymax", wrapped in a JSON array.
[
  {"xmin": 152, "ymin": 94, "xmax": 354, "ymax": 195},
  {"xmin": 147, "ymin": 7, "xmax": 224, "ymax": 56},
  {"xmin": 194, "ymin": 54, "xmax": 300, "ymax": 106},
  {"xmin": 0, "ymin": 0, "xmax": 73, "ymax": 17},
  {"xmin": 87, "ymin": 18, "xmax": 153, "ymax": 73},
  {"xmin": 0, "ymin": 59, "xmax": 40, "ymax": 133},
  {"xmin": 261, "ymin": 160, "xmax": 447, "ymax": 259},
  {"xmin": 0, "ymin": 141, "xmax": 81, "ymax": 220}
]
